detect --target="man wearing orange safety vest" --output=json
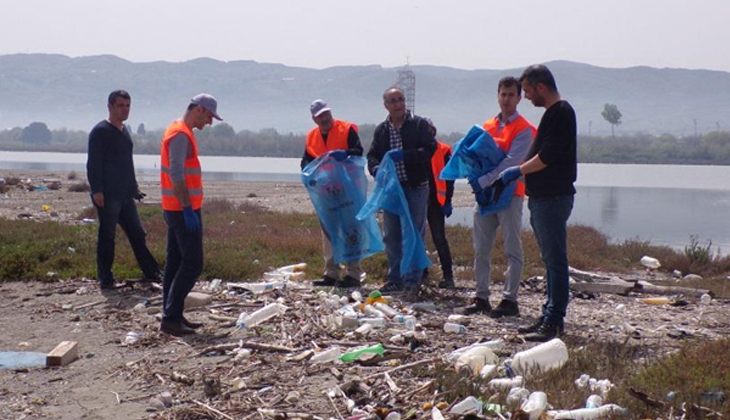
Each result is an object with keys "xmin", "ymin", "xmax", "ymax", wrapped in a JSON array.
[
  {"xmin": 423, "ymin": 118, "xmax": 455, "ymax": 289},
  {"xmin": 302, "ymin": 99, "xmax": 364, "ymax": 288},
  {"xmin": 159, "ymin": 93, "xmax": 222, "ymax": 336},
  {"xmin": 462, "ymin": 77, "xmax": 536, "ymax": 318}
]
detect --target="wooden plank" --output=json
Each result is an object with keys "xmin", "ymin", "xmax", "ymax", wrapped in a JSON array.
[
  {"xmin": 635, "ymin": 281, "xmax": 710, "ymax": 298},
  {"xmin": 46, "ymin": 341, "xmax": 78, "ymax": 367},
  {"xmin": 570, "ymin": 280, "xmax": 636, "ymax": 296}
]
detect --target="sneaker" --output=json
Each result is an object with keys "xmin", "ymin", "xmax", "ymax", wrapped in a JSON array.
[
  {"xmin": 160, "ymin": 319, "xmax": 196, "ymax": 336},
  {"xmin": 523, "ymin": 322, "xmax": 563, "ymax": 342},
  {"xmin": 379, "ymin": 282, "xmax": 404, "ymax": 295},
  {"xmin": 336, "ymin": 275, "xmax": 361, "ymax": 288},
  {"xmin": 182, "ymin": 316, "xmax": 203, "ymax": 329},
  {"xmin": 462, "ymin": 297, "xmax": 492, "ymax": 315},
  {"xmin": 517, "ymin": 317, "xmax": 544, "ymax": 334},
  {"xmin": 489, "ymin": 299, "xmax": 520, "ymax": 318},
  {"xmin": 313, "ymin": 275, "xmax": 338, "ymax": 287},
  {"xmin": 438, "ymin": 278, "xmax": 455, "ymax": 289},
  {"xmin": 142, "ymin": 270, "xmax": 163, "ymax": 283}
]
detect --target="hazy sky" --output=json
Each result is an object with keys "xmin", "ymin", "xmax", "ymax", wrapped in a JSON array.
[{"xmin": 2, "ymin": 0, "xmax": 729, "ymax": 72}]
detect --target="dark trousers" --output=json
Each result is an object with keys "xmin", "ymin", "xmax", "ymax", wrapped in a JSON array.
[
  {"xmin": 426, "ymin": 199, "xmax": 453, "ymax": 280},
  {"xmin": 95, "ymin": 196, "xmax": 159, "ymax": 284},
  {"xmin": 528, "ymin": 195, "xmax": 574, "ymax": 325},
  {"xmin": 162, "ymin": 210, "xmax": 204, "ymax": 322}
]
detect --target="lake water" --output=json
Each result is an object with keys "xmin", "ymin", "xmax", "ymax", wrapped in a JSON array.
[{"xmin": 2, "ymin": 151, "xmax": 729, "ymax": 254}]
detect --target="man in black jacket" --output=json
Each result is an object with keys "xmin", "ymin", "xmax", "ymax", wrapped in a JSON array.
[
  {"xmin": 86, "ymin": 90, "xmax": 160, "ymax": 290},
  {"xmin": 367, "ymin": 87, "xmax": 436, "ymax": 294}
]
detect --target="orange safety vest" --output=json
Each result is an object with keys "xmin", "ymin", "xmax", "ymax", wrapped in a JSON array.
[
  {"xmin": 160, "ymin": 120, "xmax": 203, "ymax": 211},
  {"xmin": 305, "ymin": 119, "xmax": 356, "ymax": 158},
  {"xmin": 483, "ymin": 115, "xmax": 536, "ymax": 198},
  {"xmin": 431, "ymin": 141, "xmax": 452, "ymax": 207}
]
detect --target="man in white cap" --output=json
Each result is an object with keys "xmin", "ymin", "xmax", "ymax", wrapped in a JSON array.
[
  {"xmin": 158, "ymin": 93, "xmax": 222, "ymax": 336},
  {"xmin": 302, "ymin": 99, "xmax": 364, "ymax": 288}
]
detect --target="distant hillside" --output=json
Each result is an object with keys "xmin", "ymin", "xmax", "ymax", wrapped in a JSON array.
[{"xmin": 1, "ymin": 54, "xmax": 728, "ymax": 136}]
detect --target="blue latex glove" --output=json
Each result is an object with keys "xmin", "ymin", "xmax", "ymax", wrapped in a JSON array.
[
  {"xmin": 467, "ymin": 176, "xmax": 482, "ymax": 193},
  {"xmin": 500, "ymin": 166, "xmax": 522, "ymax": 185},
  {"xmin": 390, "ymin": 150, "xmax": 404, "ymax": 163},
  {"xmin": 442, "ymin": 201, "xmax": 453, "ymax": 218},
  {"xmin": 182, "ymin": 206, "xmax": 200, "ymax": 233},
  {"xmin": 330, "ymin": 150, "xmax": 347, "ymax": 161}
]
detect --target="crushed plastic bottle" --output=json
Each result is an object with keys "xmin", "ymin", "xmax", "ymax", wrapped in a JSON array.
[
  {"xmin": 586, "ymin": 394, "xmax": 603, "ymax": 408},
  {"xmin": 392, "ymin": 314, "xmax": 417, "ymax": 330},
  {"xmin": 431, "ymin": 407, "xmax": 445, "ymax": 420},
  {"xmin": 641, "ymin": 296, "xmax": 671, "ymax": 305},
  {"xmin": 231, "ymin": 281, "xmax": 286, "ymax": 294},
  {"xmin": 443, "ymin": 322, "xmax": 467, "ymax": 334},
  {"xmin": 521, "ymin": 392, "xmax": 548, "ymax": 420},
  {"xmin": 550, "ymin": 404, "xmax": 628, "ymax": 419},
  {"xmin": 506, "ymin": 387, "xmax": 530, "ymax": 405},
  {"xmin": 124, "ymin": 331, "xmax": 140, "ymax": 345},
  {"xmin": 447, "ymin": 339, "xmax": 504, "ymax": 362},
  {"xmin": 488, "ymin": 376, "xmax": 524, "ymax": 390},
  {"xmin": 364, "ymin": 305, "xmax": 387, "ymax": 318},
  {"xmin": 339, "ymin": 344, "xmax": 385, "ymax": 362},
  {"xmin": 310, "ymin": 346, "xmax": 342, "ymax": 364},
  {"xmin": 236, "ymin": 303, "xmax": 288, "ymax": 329},
  {"xmin": 455, "ymin": 346, "xmax": 498, "ymax": 374},
  {"xmin": 449, "ymin": 396, "xmax": 482, "ymax": 415},
  {"xmin": 640, "ymin": 255, "xmax": 661, "ymax": 269},
  {"xmin": 700, "ymin": 293, "xmax": 712, "ymax": 305},
  {"xmin": 351, "ymin": 291, "xmax": 363, "ymax": 302},
  {"xmin": 479, "ymin": 364, "xmax": 497, "ymax": 379},
  {"xmin": 511, "ymin": 338, "xmax": 568, "ymax": 376},
  {"xmin": 358, "ymin": 317, "xmax": 386, "ymax": 327},
  {"xmin": 411, "ymin": 302, "xmax": 438, "ymax": 313},
  {"xmin": 374, "ymin": 302, "xmax": 398, "ymax": 318}
]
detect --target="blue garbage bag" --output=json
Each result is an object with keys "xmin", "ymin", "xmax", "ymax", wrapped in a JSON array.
[
  {"xmin": 302, "ymin": 152, "xmax": 384, "ymax": 264},
  {"xmin": 356, "ymin": 152, "xmax": 430, "ymax": 277},
  {"xmin": 439, "ymin": 125, "xmax": 516, "ymax": 215}
]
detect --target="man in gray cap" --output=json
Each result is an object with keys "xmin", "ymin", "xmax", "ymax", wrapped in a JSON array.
[
  {"xmin": 158, "ymin": 93, "xmax": 221, "ymax": 336},
  {"xmin": 302, "ymin": 99, "xmax": 364, "ymax": 288}
]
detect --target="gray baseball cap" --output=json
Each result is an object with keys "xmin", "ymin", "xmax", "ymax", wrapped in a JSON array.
[
  {"xmin": 191, "ymin": 93, "xmax": 222, "ymax": 121},
  {"xmin": 310, "ymin": 99, "xmax": 331, "ymax": 118}
]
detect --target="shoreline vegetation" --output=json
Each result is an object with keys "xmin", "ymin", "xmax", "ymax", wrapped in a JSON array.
[
  {"xmin": 3, "ymin": 124, "xmax": 730, "ymax": 165},
  {"xmin": 1, "ymin": 198, "xmax": 728, "ymax": 297}
]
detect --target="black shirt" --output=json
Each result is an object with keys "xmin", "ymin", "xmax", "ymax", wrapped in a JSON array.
[
  {"xmin": 525, "ymin": 100, "xmax": 577, "ymax": 198},
  {"xmin": 86, "ymin": 120, "xmax": 139, "ymax": 199},
  {"xmin": 300, "ymin": 126, "xmax": 363, "ymax": 169}
]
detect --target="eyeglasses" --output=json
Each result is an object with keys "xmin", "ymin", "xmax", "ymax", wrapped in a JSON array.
[{"xmin": 385, "ymin": 97, "xmax": 406, "ymax": 105}]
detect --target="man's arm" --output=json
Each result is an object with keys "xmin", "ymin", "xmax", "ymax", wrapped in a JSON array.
[
  {"xmin": 347, "ymin": 125, "xmax": 364, "ymax": 157},
  {"xmin": 403, "ymin": 118, "xmax": 437, "ymax": 165},
  {"xmin": 444, "ymin": 150, "xmax": 455, "ymax": 202},
  {"xmin": 366, "ymin": 125, "xmax": 386, "ymax": 177},
  {"xmin": 167, "ymin": 133, "xmax": 192, "ymax": 207},
  {"xmin": 479, "ymin": 127, "xmax": 534, "ymax": 187},
  {"xmin": 521, "ymin": 108, "xmax": 574, "ymax": 175},
  {"xmin": 86, "ymin": 126, "xmax": 105, "ymax": 207},
  {"xmin": 301, "ymin": 149, "xmax": 315, "ymax": 170}
]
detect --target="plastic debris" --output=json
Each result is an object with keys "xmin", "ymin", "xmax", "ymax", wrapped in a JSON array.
[
  {"xmin": 236, "ymin": 303, "xmax": 288, "ymax": 329},
  {"xmin": 455, "ymin": 346, "xmax": 498, "ymax": 374},
  {"xmin": 443, "ymin": 322, "xmax": 467, "ymax": 334},
  {"xmin": 640, "ymin": 255, "xmax": 661, "ymax": 269},
  {"xmin": 124, "ymin": 331, "xmax": 140, "ymax": 345},
  {"xmin": 310, "ymin": 346, "xmax": 342, "ymax": 364},
  {"xmin": 521, "ymin": 391, "xmax": 548, "ymax": 420},
  {"xmin": 641, "ymin": 296, "xmax": 671, "ymax": 305},
  {"xmin": 511, "ymin": 338, "xmax": 568, "ymax": 376},
  {"xmin": 339, "ymin": 344, "xmax": 385, "ymax": 363},
  {"xmin": 549, "ymin": 404, "xmax": 628, "ymax": 419},
  {"xmin": 450, "ymin": 396, "xmax": 482, "ymax": 415}
]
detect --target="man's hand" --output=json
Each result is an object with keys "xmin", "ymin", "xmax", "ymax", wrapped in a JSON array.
[
  {"xmin": 330, "ymin": 150, "xmax": 348, "ymax": 161},
  {"xmin": 134, "ymin": 190, "xmax": 147, "ymax": 201},
  {"xmin": 442, "ymin": 201, "xmax": 453, "ymax": 218},
  {"xmin": 500, "ymin": 166, "xmax": 522, "ymax": 185},
  {"xmin": 92, "ymin": 192, "xmax": 105, "ymax": 208},
  {"xmin": 390, "ymin": 150, "xmax": 404, "ymax": 163},
  {"xmin": 467, "ymin": 177, "xmax": 482, "ymax": 194},
  {"xmin": 182, "ymin": 206, "xmax": 200, "ymax": 233}
]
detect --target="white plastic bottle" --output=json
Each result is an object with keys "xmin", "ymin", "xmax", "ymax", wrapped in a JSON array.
[
  {"xmin": 392, "ymin": 314, "xmax": 417, "ymax": 330},
  {"xmin": 455, "ymin": 346, "xmax": 498, "ymax": 374},
  {"xmin": 374, "ymin": 302, "xmax": 398, "ymax": 318},
  {"xmin": 511, "ymin": 338, "xmax": 568, "ymax": 376},
  {"xmin": 640, "ymin": 255, "xmax": 661, "ymax": 269},
  {"xmin": 447, "ymin": 339, "xmax": 504, "ymax": 362},
  {"xmin": 355, "ymin": 323, "xmax": 374, "ymax": 336},
  {"xmin": 521, "ymin": 392, "xmax": 548, "ymax": 420},
  {"xmin": 488, "ymin": 376, "xmax": 523, "ymax": 390},
  {"xmin": 364, "ymin": 305, "xmax": 387, "ymax": 318},
  {"xmin": 240, "ymin": 281, "xmax": 287, "ymax": 294},
  {"xmin": 236, "ymin": 303, "xmax": 288, "ymax": 329},
  {"xmin": 310, "ymin": 346, "xmax": 342, "ymax": 364},
  {"xmin": 550, "ymin": 404, "xmax": 627, "ymax": 419},
  {"xmin": 359, "ymin": 317, "xmax": 386, "ymax": 327},
  {"xmin": 443, "ymin": 322, "xmax": 467, "ymax": 334},
  {"xmin": 449, "ymin": 396, "xmax": 482, "ymax": 415},
  {"xmin": 586, "ymin": 394, "xmax": 603, "ymax": 408}
]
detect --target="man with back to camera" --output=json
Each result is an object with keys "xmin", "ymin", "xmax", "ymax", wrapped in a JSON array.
[
  {"xmin": 301, "ymin": 99, "xmax": 364, "ymax": 288},
  {"xmin": 496, "ymin": 65, "xmax": 577, "ymax": 341},
  {"xmin": 159, "ymin": 93, "xmax": 222, "ymax": 336},
  {"xmin": 462, "ymin": 77, "xmax": 535, "ymax": 318},
  {"xmin": 367, "ymin": 86, "xmax": 436, "ymax": 295},
  {"xmin": 86, "ymin": 90, "xmax": 161, "ymax": 290}
]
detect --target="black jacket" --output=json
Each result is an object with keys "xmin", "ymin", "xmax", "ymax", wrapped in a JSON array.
[
  {"xmin": 367, "ymin": 112, "xmax": 436, "ymax": 187},
  {"xmin": 86, "ymin": 120, "xmax": 139, "ymax": 199}
]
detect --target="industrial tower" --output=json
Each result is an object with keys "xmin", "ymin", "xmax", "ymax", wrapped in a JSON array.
[{"xmin": 396, "ymin": 65, "xmax": 416, "ymax": 113}]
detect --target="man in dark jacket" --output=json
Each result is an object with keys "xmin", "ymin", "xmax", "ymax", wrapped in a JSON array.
[
  {"xmin": 86, "ymin": 90, "xmax": 160, "ymax": 290},
  {"xmin": 367, "ymin": 87, "xmax": 436, "ymax": 294}
]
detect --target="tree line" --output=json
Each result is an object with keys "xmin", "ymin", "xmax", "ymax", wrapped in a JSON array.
[{"xmin": 2, "ymin": 121, "xmax": 730, "ymax": 165}]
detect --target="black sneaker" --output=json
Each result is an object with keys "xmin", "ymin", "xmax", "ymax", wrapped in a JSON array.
[
  {"xmin": 142, "ymin": 270, "xmax": 163, "ymax": 283},
  {"xmin": 462, "ymin": 297, "xmax": 492, "ymax": 315},
  {"xmin": 524, "ymin": 322, "xmax": 563, "ymax": 342},
  {"xmin": 517, "ymin": 317, "xmax": 544, "ymax": 334},
  {"xmin": 438, "ymin": 278, "xmax": 455, "ymax": 289},
  {"xmin": 489, "ymin": 299, "xmax": 520, "ymax": 318},
  {"xmin": 336, "ymin": 275, "xmax": 361, "ymax": 288},
  {"xmin": 313, "ymin": 275, "xmax": 338, "ymax": 287},
  {"xmin": 379, "ymin": 282, "xmax": 404, "ymax": 295}
]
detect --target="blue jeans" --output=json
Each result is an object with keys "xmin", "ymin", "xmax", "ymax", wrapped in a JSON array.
[
  {"xmin": 528, "ymin": 195, "xmax": 574, "ymax": 325},
  {"xmin": 383, "ymin": 184, "xmax": 429, "ymax": 286},
  {"xmin": 94, "ymin": 196, "xmax": 159, "ymax": 284},
  {"xmin": 163, "ymin": 210, "xmax": 204, "ymax": 322}
]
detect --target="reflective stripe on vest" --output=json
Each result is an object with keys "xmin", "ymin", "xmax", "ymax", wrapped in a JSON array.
[
  {"xmin": 431, "ymin": 141, "xmax": 452, "ymax": 207},
  {"xmin": 305, "ymin": 119, "xmax": 355, "ymax": 158},
  {"xmin": 160, "ymin": 120, "xmax": 204, "ymax": 211},
  {"xmin": 483, "ymin": 115, "xmax": 536, "ymax": 198}
]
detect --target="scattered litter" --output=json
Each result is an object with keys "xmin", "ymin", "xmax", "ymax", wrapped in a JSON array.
[
  {"xmin": 443, "ymin": 322, "xmax": 467, "ymax": 334},
  {"xmin": 549, "ymin": 404, "xmax": 628, "ymax": 419},
  {"xmin": 450, "ymin": 396, "xmax": 482, "ymax": 415},
  {"xmin": 640, "ymin": 255, "xmax": 661, "ymax": 269},
  {"xmin": 0, "ymin": 351, "xmax": 47, "ymax": 370},
  {"xmin": 641, "ymin": 296, "xmax": 671, "ymax": 305},
  {"xmin": 124, "ymin": 332, "xmax": 141, "ymax": 345},
  {"xmin": 236, "ymin": 303, "xmax": 288, "ymax": 329},
  {"xmin": 511, "ymin": 338, "xmax": 568, "ymax": 376}
]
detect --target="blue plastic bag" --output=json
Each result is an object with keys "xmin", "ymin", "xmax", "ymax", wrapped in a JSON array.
[
  {"xmin": 302, "ymin": 152, "xmax": 384, "ymax": 264},
  {"xmin": 356, "ymin": 152, "xmax": 430, "ymax": 277},
  {"xmin": 439, "ymin": 125, "xmax": 515, "ymax": 215}
]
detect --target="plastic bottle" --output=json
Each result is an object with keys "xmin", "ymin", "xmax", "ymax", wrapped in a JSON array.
[
  {"xmin": 392, "ymin": 314, "xmax": 417, "ymax": 330},
  {"xmin": 443, "ymin": 323, "xmax": 467, "ymax": 334},
  {"xmin": 641, "ymin": 296, "xmax": 671, "ymax": 305},
  {"xmin": 449, "ymin": 396, "xmax": 482, "ymax": 415},
  {"xmin": 506, "ymin": 387, "xmax": 530, "ymax": 405},
  {"xmin": 511, "ymin": 338, "xmax": 568, "ymax": 376},
  {"xmin": 338, "ymin": 305, "xmax": 359, "ymax": 318},
  {"xmin": 431, "ymin": 407, "xmax": 445, "ymax": 420},
  {"xmin": 374, "ymin": 302, "xmax": 398, "ymax": 318},
  {"xmin": 355, "ymin": 323, "xmax": 374, "ymax": 336},
  {"xmin": 239, "ymin": 281, "xmax": 287, "ymax": 294},
  {"xmin": 700, "ymin": 293, "xmax": 712, "ymax": 305},
  {"xmin": 384, "ymin": 412, "xmax": 400, "ymax": 420},
  {"xmin": 521, "ymin": 392, "xmax": 548, "ymax": 420},
  {"xmin": 585, "ymin": 394, "xmax": 603, "ymax": 409},
  {"xmin": 447, "ymin": 314, "xmax": 468, "ymax": 323},
  {"xmin": 640, "ymin": 256, "xmax": 661, "ymax": 269},
  {"xmin": 339, "ymin": 344, "xmax": 385, "ymax": 362},
  {"xmin": 236, "ymin": 303, "xmax": 288, "ymax": 329},
  {"xmin": 411, "ymin": 302, "xmax": 438, "ymax": 313},
  {"xmin": 455, "ymin": 346, "xmax": 499, "ymax": 374},
  {"xmin": 447, "ymin": 339, "xmax": 504, "ymax": 362},
  {"xmin": 488, "ymin": 376, "xmax": 524, "ymax": 391},
  {"xmin": 359, "ymin": 317, "xmax": 386, "ymax": 327},
  {"xmin": 364, "ymin": 305, "xmax": 387, "ymax": 318},
  {"xmin": 310, "ymin": 346, "xmax": 342, "ymax": 364},
  {"xmin": 479, "ymin": 364, "xmax": 497, "ymax": 379},
  {"xmin": 351, "ymin": 291, "xmax": 363, "ymax": 302},
  {"xmin": 550, "ymin": 404, "xmax": 627, "ymax": 419}
]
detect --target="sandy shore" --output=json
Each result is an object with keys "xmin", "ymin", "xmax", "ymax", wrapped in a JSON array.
[{"xmin": 0, "ymin": 169, "xmax": 476, "ymax": 222}]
